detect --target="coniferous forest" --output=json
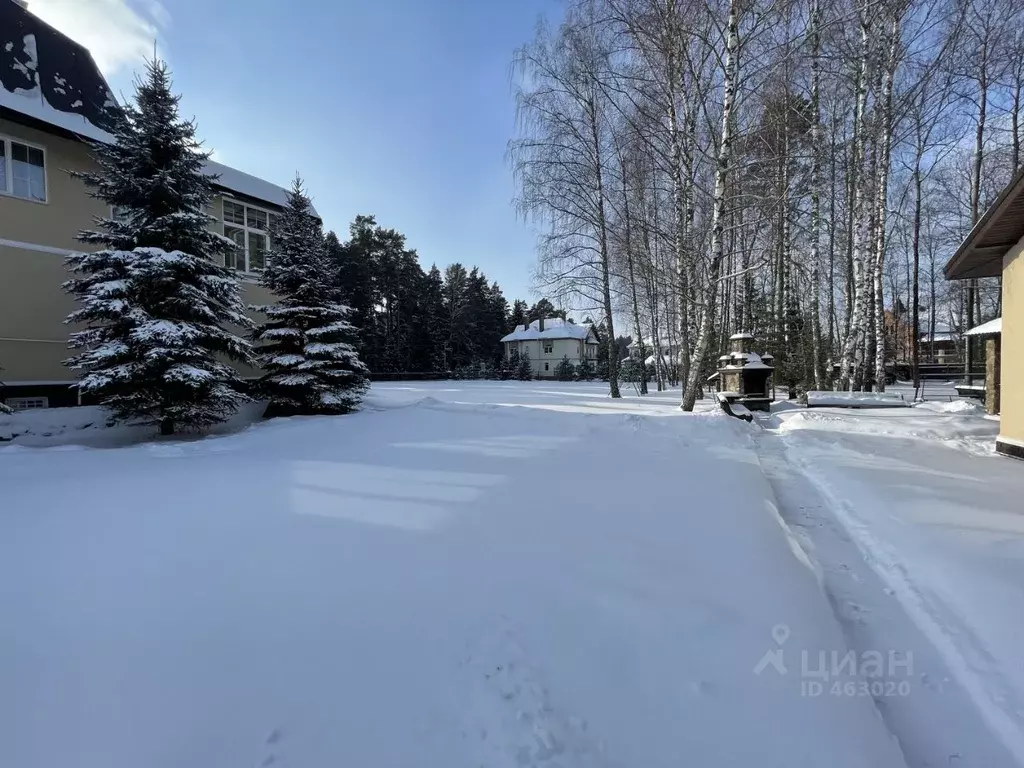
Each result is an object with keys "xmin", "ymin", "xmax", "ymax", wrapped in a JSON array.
[{"xmin": 326, "ymin": 215, "xmax": 593, "ymax": 378}]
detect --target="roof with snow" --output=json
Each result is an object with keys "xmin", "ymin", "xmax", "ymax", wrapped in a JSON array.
[
  {"xmin": 0, "ymin": 0, "xmax": 312, "ymax": 214},
  {"xmin": 964, "ymin": 317, "xmax": 1002, "ymax": 336},
  {"xmin": 501, "ymin": 318, "xmax": 598, "ymax": 343}
]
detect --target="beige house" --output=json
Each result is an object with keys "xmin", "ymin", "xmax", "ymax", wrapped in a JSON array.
[
  {"xmin": 1, "ymin": 0, "xmax": 306, "ymax": 408},
  {"xmin": 501, "ymin": 317, "xmax": 600, "ymax": 378},
  {"xmin": 944, "ymin": 167, "xmax": 1024, "ymax": 460}
]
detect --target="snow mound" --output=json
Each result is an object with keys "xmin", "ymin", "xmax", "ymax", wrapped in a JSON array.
[
  {"xmin": 913, "ymin": 399, "xmax": 984, "ymax": 414},
  {"xmin": 0, "ymin": 402, "xmax": 268, "ymax": 449},
  {"xmin": 774, "ymin": 408, "xmax": 998, "ymax": 454},
  {"xmin": 804, "ymin": 391, "xmax": 908, "ymax": 408}
]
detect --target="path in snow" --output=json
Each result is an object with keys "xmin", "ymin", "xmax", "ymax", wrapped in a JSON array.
[
  {"xmin": 757, "ymin": 405, "xmax": 1024, "ymax": 767},
  {"xmin": 1, "ymin": 382, "xmax": 907, "ymax": 768}
]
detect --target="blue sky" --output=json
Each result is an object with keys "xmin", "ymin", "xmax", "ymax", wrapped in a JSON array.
[{"xmin": 32, "ymin": 0, "xmax": 563, "ymax": 303}]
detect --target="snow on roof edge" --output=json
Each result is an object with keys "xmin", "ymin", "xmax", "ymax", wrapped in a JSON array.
[
  {"xmin": 203, "ymin": 160, "xmax": 316, "ymax": 216},
  {"xmin": 500, "ymin": 318, "xmax": 597, "ymax": 343},
  {"xmin": 1, "ymin": 89, "xmax": 309, "ymax": 215},
  {"xmin": 964, "ymin": 317, "xmax": 1002, "ymax": 336}
]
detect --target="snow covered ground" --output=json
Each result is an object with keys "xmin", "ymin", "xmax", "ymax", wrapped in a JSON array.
[
  {"xmin": 2, "ymin": 382, "xmax": 909, "ymax": 768},
  {"xmin": 2, "ymin": 381, "xmax": 1021, "ymax": 767},
  {"xmin": 762, "ymin": 399, "xmax": 1024, "ymax": 766}
]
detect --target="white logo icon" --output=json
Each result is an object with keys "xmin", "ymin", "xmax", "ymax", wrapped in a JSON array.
[{"xmin": 754, "ymin": 624, "xmax": 790, "ymax": 676}]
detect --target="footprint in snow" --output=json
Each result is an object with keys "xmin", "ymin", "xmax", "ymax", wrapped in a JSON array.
[
  {"xmin": 257, "ymin": 728, "xmax": 283, "ymax": 768},
  {"xmin": 459, "ymin": 624, "xmax": 608, "ymax": 767}
]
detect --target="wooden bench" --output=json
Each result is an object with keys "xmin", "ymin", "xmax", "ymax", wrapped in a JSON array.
[{"xmin": 717, "ymin": 392, "xmax": 753, "ymax": 422}]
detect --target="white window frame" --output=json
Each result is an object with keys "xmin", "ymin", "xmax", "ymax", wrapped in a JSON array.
[
  {"xmin": 543, "ymin": 341, "xmax": 553, "ymax": 354},
  {"xmin": 221, "ymin": 198, "xmax": 276, "ymax": 273},
  {"xmin": 0, "ymin": 134, "xmax": 49, "ymax": 204},
  {"xmin": 5, "ymin": 396, "xmax": 49, "ymax": 411}
]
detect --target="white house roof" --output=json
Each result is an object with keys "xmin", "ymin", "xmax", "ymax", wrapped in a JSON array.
[
  {"xmin": 964, "ymin": 317, "xmax": 1002, "ymax": 336},
  {"xmin": 501, "ymin": 318, "xmax": 596, "ymax": 343},
  {"xmin": 1, "ymin": 1, "xmax": 311, "ymax": 215},
  {"xmin": 203, "ymin": 160, "xmax": 304, "ymax": 212}
]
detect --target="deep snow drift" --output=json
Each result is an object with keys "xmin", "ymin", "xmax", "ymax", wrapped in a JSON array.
[{"xmin": 1, "ymin": 382, "xmax": 907, "ymax": 768}]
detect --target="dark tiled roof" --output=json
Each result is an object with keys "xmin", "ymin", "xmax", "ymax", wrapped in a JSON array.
[
  {"xmin": 0, "ymin": 1, "xmax": 311, "ymax": 214},
  {"xmin": 1, "ymin": 0, "xmax": 118, "ymax": 136}
]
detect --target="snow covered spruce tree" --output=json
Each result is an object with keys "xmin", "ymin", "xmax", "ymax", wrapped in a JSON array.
[
  {"xmin": 555, "ymin": 354, "xmax": 575, "ymax": 381},
  {"xmin": 64, "ymin": 59, "xmax": 253, "ymax": 436},
  {"xmin": 516, "ymin": 350, "xmax": 533, "ymax": 381},
  {"xmin": 576, "ymin": 354, "xmax": 594, "ymax": 381},
  {"xmin": 251, "ymin": 177, "xmax": 369, "ymax": 415}
]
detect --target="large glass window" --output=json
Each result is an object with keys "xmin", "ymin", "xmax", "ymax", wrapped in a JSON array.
[
  {"xmin": 224, "ymin": 226, "xmax": 246, "ymax": 270},
  {"xmin": 222, "ymin": 199, "xmax": 273, "ymax": 272},
  {"xmin": 223, "ymin": 200, "xmax": 246, "ymax": 225},
  {"xmin": 0, "ymin": 136, "xmax": 46, "ymax": 202},
  {"xmin": 248, "ymin": 232, "xmax": 267, "ymax": 271}
]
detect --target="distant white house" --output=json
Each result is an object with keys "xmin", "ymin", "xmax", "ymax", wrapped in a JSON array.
[
  {"xmin": 626, "ymin": 337, "xmax": 679, "ymax": 367},
  {"xmin": 501, "ymin": 318, "xmax": 601, "ymax": 378}
]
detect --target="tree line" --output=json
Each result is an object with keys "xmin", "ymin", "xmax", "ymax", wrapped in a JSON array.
[
  {"xmin": 324, "ymin": 224, "xmax": 601, "ymax": 377},
  {"xmin": 510, "ymin": 0, "xmax": 1015, "ymax": 407}
]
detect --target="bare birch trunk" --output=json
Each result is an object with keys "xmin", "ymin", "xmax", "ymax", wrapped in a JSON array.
[
  {"xmin": 809, "ymin": 0, "xmax": 824, "ymax": 390},
  {"xmin": 620, "ymin": 147, "xmax": 648, "ymax": 395},
  {"xmin": 871, "ymin": 8, "xmax": 901, "ymax": 392},
  {"xmin": 587, "ymin": 93, "xmax": 621, "ymax": 398},
  {"xmin": 663, "ymin": 6, "xmax": 692, "ymax": 398},
  {"xmin": 839, "ymin": 8, "xmax": 871, "ymax": 391},
  {"xmin": 966, "ymin": 34, "xmax": 988, "ymax": 382},
  {"xmin": 682, "ymin": 0, "xmax": 739, "ymax": 411}
]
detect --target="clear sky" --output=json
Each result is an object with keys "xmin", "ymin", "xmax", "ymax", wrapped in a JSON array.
[{"xmin": 29, "ymin": 0, "xmax": 563, "ymax": 303}]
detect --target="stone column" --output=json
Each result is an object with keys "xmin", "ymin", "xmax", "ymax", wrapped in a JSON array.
[{"xmin": 986, "ymin": 336, "xmax": 1001, "ymax": 416}]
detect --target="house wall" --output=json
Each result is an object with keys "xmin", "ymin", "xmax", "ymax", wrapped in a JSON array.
[
  {"xmin": 999, "ymin": 236, "xmax": 1024, "ymax": 457},
  {"xmin": 505, "ymin": 337, "xmax": 598, "ymax": 377},
  {"xmin": 0, "ymin": 120, "xmax": 278, "ymax": 392}
]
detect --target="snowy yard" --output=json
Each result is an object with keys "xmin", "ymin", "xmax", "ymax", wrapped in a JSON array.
[{"xmin": 2, "ymin": 381, "xmax": 1023, "ymax": 767}]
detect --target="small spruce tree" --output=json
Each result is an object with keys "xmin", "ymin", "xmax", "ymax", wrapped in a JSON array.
[
  {"xmin": 499, "ymin": 351, "xmax": 517, "ymax": 380},
  {"xmin": 555, "ymin": 354, "xmax": 575, "ymax": 381},
  {"xmin": 576, "ymin": 355, "xmax": 595, "ymax": 381},
  {"xmin": 64, "ymin": 59, "xmax": 253, "ymax": 436},
  {"xmin": 516, "ymin": 350, "xmax": 534, "ymax": 381},
  {"xmin": 251, "ymin": 177, "xmax": 369, "ymax": 415}
]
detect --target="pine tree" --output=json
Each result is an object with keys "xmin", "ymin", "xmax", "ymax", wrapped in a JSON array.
[
  {"xmin": 420, "ymin": 265, "xmax": 447, "ymax": 371},
  {"xmin": 64, "ymin": 59, "xmax": 252, "ymax": 436},
  {"xmin": 331, "ymin": 216, "xmax": 375, "ymax": 348},
  {"xmin": 555, "ymin": 354, "xmax": 575, "ymax": 381},
  {"xmin": 251, "ymin": 178, "xmax": 369, "ymax": 415},
  {"xmin": 527, "ymin": 298, "xmax": 566, "ymax": 323},
  {"xmin": 509, "ymin": 299, "xmax": 529, "ymax": 331}
]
